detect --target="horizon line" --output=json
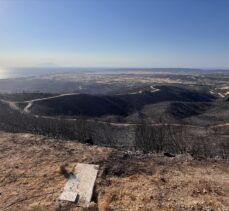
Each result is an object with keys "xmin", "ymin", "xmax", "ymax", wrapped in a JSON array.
[{"xmin": 2, "ymin": 66, "xmax": 229, "ymax": 71}]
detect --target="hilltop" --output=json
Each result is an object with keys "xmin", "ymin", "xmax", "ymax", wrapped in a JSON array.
[{"xmin": 0, "ymin": 132, "xmax": 228, "ymax": 211}]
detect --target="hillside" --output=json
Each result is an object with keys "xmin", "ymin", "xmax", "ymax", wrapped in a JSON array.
[
  {"xmin": 0, "ymin": 93, "xmax": 55, "ymax": 102},
  {"xmin": 26, "ymin": 86, "xmax": 215, "ymax": 117},
  {"xmin": 0, "ymin": 132, "xmax": 228, "ymax": 211},
  {"xmin": 167, "ymin": 102, "xmax": 212, "ymax": 119},
  {"xmin": 0, "ymin": 90, "xmax": 228, "ymax": 160}
]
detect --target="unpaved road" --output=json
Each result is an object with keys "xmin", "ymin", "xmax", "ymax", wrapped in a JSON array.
[
  {"xmin": 23, "ymin": 93, "xmax": 79, "ymax": 113},
  {"xmin": 0, "ymin": 93, "xmax": 79, "ymax": 113},
  {"xmin": 1, "ymin": 92, "xmax": 229, "ymax": 129}
]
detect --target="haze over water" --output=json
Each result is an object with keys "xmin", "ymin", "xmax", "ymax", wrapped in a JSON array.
[
  {"xmin": 0, "ymin": 67, "xmax": 118, "ymax": 79},
  {"xmin": 0, "ymin": 67, "xmax": 67, "ymax": 79},
  {"xmin": 0, "ymin": 68, "xmax": 43, "ymax": 79}
]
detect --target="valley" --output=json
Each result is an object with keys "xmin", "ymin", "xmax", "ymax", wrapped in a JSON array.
[{"xmin": 0, "ymin": 69, "xmax": 228, "ymax": 159}]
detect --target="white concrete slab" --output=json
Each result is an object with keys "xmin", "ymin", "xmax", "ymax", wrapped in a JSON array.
[
  {"xmin": 59, "ymin": 163, "xmax": 99, "ymax": 207},
  {"xmin": 59, "ymin": 174, "xmax": 79, "ymax": 202},
  {"xmin": 75, "ymin": 163, "xmax": 99, "ymax": 207},
  {"xmin": 59, "ymin": 191, "xmax": 78, "ymax": 202}
]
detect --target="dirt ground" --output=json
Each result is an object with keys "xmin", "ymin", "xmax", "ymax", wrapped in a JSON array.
[{"xmin": 0, "ymin": 132, "xmax": 228, "ymax": 211}]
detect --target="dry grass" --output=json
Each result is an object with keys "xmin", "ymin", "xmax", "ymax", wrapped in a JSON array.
[{"xmin": 0, "ymin": 132, "xmax": 228, "ymax": 211}]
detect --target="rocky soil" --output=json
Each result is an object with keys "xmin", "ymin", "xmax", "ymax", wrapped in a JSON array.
[{"xmin": 0, "ymin": 132, "xmax": 228, "ymax": 211}]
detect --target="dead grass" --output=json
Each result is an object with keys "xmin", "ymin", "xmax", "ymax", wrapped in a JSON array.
[{"xmin": 0, "ymin": 132, "xmax": 228, "ymax": 211}]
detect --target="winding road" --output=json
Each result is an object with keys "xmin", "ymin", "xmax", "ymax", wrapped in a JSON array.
[
  {"xmin": 23, "ymin": 93, "xmax": 79, "ymax": 113},
  {"xmin": 0, "ymin": 92, "xmax": 228, "ymax": 129},
  {"xmin": 1, "ymin": 93, "xmax": 79, "ymax": 114}
]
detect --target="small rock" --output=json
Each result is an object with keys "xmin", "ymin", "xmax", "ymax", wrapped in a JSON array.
[
  {"xmin": 160, "ymin": 177, "xmax": 166, "ymax": 183},
  {"xmin": 164, "ymin": 152, "xmax": 175, "ymax": 157},
  {"xmin": 203, "ymin": 188, "xmax": 207, "ymax": 194}
]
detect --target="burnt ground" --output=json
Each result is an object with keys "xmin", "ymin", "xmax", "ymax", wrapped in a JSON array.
[{"xmin": 0, "ymin": 132, "xmax": 228, "ymax": 211}]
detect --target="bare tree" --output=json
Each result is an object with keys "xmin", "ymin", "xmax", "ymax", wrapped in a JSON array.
[
  {"xmin": 135, "ymin": 114, "xmax": 188, "ymax": 154},
  {"xmin": 75, "ymin": 118, "xmax": 92, "ymax": 143},
  {"xmin": 134, "ymin": 115, "xmax": 159, "ymax": 153}
]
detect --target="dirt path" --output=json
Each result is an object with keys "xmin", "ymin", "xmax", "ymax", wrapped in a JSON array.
[
  {"xmin": 1, "ymin": 93, "xmax": 229, "ymax": 129},
  {"xmin": 23, "ymin": 93, "xmax": 79, "ymax": 113},
  {"xmin": 0, "ymin": 93, "xmax": 79, "ymax": 114},
  {"xmin": 150, "ymin": 85, "xmax": 160, "ymax": 93},
  {"xmin": 0, "ymin": 99, "xmax": 20, "ymax": 111},
  {"xmin": 31, "ymin": 114, "xmax": 229, "ymax": 130}
]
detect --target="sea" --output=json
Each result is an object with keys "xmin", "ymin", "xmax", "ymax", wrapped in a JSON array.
[
  {"xmin": 0, "ymin": 67, "xmax": 116, "ymax": 79},
  {"xmin": 1, "ymin": 67, "xmax": 226, "ymax": 79}
]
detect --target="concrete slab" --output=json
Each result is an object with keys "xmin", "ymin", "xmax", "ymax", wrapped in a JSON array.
[{"xmin": 59, "ymin": 163, "xmax": 99, "ymax": 207}]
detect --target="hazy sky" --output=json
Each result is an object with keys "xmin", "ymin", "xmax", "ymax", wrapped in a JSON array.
[{"xmin": 0, "ymin": 0, "xmax": 229, "ymax": 69}]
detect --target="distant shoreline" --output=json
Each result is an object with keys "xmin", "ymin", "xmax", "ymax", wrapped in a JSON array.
[{"xmin": 0, "ymin": 67, "xmax": 229, "ymax": 80}]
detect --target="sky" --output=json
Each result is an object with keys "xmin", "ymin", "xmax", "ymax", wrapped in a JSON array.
[{"xmin": 0, "ymin": 0, "xmax": 229, "ymax": 69}]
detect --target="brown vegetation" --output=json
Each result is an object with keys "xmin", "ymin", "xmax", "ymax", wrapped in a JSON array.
[{"xmin": 0, "ymin": 132, "xmax": 228, "ymax": 210}]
